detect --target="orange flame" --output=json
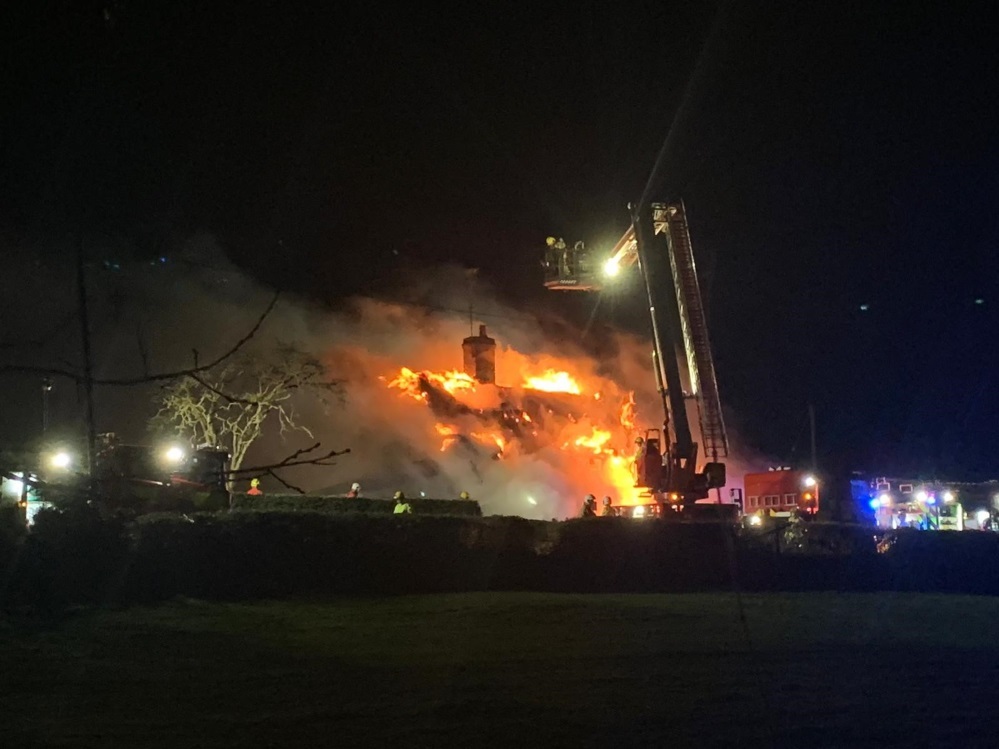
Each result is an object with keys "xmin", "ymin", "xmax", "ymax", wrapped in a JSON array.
[
  {"xmin": 620, "ymin": 392, "xmax": 637, "ymax": 433},
  {"xmin": 607, "ymin": 453, "xmax": 643, "ymax": 506},
  {"xmin": 471, "ymin": 431, "xmax": 506, "ymax": 458},
  {"xmin": 383, "ymin": 357, "xmax": 648, "ymax": 513},
  {"xmin": 387, "ymin": 367, "xmax": 477, "ymax": 400},
  {"xmin": 523, "ymin": 369, "xmax": 581, "ymax": 394},
  {"xmin": 386, "ymin": 367, "xmax": 427, "ymax": 401},
  {"xmin": 573, "ymin": 427, "xmax": 612, "ymax": 455},
  {"xmin": 435, "ymin": 423, "xmax": 459, "ymax": 452},
  {"xmin": 430, "ymin": 370, "xmax": 477, "ymax": 395}
]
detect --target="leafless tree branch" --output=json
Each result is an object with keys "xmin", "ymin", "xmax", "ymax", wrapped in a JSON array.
[
  {"xmin": 227, "ymin": 443, "xmax": 350, "ymax": 475},
  {"xmin": 187, "ymin": 372, "xmax": 258, "ymax": 406},
  {"xmin": 0, "ymin": 291, "xmax": 280, "ymax": 386},
  {"xmin": 152, "ymin": 344, "xmax": 342, "ymax": 489},
  {"xmin": 266, "ymin": 468, "xmax": 306, "ymax": 494},
  {"xmin": 0, "ymin": 309, "xmax": 79, "ymax": 351}
]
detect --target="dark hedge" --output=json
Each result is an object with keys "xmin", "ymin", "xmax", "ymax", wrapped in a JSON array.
[
  {"xmin": 230, "ymin": 494, "xmax": 483, "ymax": 517},
  {"xmin": 3, "ymin": 509, "xmax": 999, "ymax": 611}
]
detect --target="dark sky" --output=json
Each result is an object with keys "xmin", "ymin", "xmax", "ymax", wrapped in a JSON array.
[{"xmin": 2, "ymin": 1, "xmax": 997, "ymax": 478}]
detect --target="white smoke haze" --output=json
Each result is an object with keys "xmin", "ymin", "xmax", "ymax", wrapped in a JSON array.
[{"xmin": 2, "ymin": 234, "xmax": 772, "ymax": 518}]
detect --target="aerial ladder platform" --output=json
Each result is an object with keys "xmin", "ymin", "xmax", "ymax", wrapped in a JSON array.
[{"xmin": 543, "ymin": 201, "xmax": 728, "ymax": 503}]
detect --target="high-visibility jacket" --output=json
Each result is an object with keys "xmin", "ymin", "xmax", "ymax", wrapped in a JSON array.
[{"xmin": 394, "ymin": 501, "xmax": 412, "ymax": 514}]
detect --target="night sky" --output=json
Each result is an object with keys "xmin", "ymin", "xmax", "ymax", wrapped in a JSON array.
[{"xmin": 2, "ymin": 1, "xmax": 997, "ymax": 478}]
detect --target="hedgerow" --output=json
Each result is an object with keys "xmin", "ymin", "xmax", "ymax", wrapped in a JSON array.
[{"xmin": 3, "ymin": 505, "xmax": 999, "ymax": 611}]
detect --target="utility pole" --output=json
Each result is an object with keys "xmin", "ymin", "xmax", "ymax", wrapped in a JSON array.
[
  {"xmin": 808, "ymin": 403, "xmax": 817, "ymax": 472},
  {"xmin": 41, "ymin": 378, "xmax": 53, "ymax": 437},
  {"xmin": 77, "ymin": 239, "xmax": 97, "ymax": 474}
]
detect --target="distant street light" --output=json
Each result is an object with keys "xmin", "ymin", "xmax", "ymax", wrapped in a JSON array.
[
  {"xmin": 163, "ymin": 445, "xmax": 185, "ymax": 464},
  {"xmin": 49, "ymin": 451, "xmax": 72, "ymax": 470}
]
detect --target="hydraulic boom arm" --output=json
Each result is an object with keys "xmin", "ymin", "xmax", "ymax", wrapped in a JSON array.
[{"xmin": 543, "ymin": 201, "xmax": 728, "ymax": 502}]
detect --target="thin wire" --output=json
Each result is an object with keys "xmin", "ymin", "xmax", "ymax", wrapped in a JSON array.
[
  {"xmin": 625, "ymin": 0, "xmax": 779, "ymax": 737},
  {"xmin": 720, "ymin": 519, "xmax": 778, "ymax": 745},
  {"xmin": 636, "ymin": 2, "xmax": 732, "ymax": 214},
  {"xmin": 580, "ymin": 294, "xmax": 603, "ymax": 340}
]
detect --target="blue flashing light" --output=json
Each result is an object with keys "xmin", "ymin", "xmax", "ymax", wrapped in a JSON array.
[
  {"xmin": 868, "ymin": 498, "xmax": 880, "ymax": 510},
  {"xmin": 925, "ymin": 496, "xmax": 936, "ymax": 505}
]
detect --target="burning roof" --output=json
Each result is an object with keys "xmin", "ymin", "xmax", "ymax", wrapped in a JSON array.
[{"xmin": 381, "ymin": 343, "xmax": 646, "ymax": 515}]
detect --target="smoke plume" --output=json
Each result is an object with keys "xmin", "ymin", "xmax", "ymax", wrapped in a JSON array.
[{"xmin": 2, "ymin": 233, "xmax": 766, "ymax": 517}]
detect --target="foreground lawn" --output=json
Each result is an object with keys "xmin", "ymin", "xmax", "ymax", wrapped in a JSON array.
[{"xmin": 3, "ymin": 592, "xmax": 999, "ymax": 747}]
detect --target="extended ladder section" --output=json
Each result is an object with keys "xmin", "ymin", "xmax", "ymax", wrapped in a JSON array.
[
  {"xmin": 660, "ymin": 202, "xmax": 729, "ymax": 459},
  {"xmin": 540, "ymin": 199, "xmax": 729, "ymax": 467}
]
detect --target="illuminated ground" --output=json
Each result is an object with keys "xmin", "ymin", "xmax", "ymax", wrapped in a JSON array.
[{"xmin": 3, "ymin": 593, "xmax": 999, "ymax": 747}]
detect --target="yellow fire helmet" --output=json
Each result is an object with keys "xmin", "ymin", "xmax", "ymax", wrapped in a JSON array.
[
  {"xmin": 459, "ymin": 491, "xmax": 470, "ymax": 500},
  {"xmin": 546, "ymin": 236, "xmax": 557, "ymax": 247},
  {"xmin": 394, "ymin": 491, "xmax": 405, "ymax": 500},
  {"xmin": 250, "ymin": 478, "xmax": 260, "ymax": 489}
]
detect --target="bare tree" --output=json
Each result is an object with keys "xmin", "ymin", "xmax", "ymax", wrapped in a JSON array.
[{"xmin": 151, "ymin": 343, "xmax": 340, "ymax": 485}]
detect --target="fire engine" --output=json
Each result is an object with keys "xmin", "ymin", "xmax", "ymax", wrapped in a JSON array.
[
  {"xmin": 34, "ymin": 434, "xmax": 232, "ymax": 515},
  {"xmin": 866, "ymin": 477, "xmax": 966, "ymax": 531},
  {"xmin": 743, "ymin": 469, "xmax": 819, "ymax": 524},
  {"xmin": 544, "ymin": 201, "xmax": 728, "ymax": 513}
]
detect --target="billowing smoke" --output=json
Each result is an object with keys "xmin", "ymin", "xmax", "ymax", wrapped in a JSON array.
[{"xmin": 2, "ymin": 234, "xmax": 768, "ymax": 518}]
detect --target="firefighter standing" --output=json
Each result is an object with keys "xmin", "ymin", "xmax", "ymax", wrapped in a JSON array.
[
  {"xmin": 633, "ymin": 437, "xmax": 645, "ymax": 482},
  {"xmin": 347, "ymin": 482, "xmax": 361, "ymax": 498},
  {"xmin": 574, "ymin": 241, "xmax": 589, "ymax": 274},
  {"xmin": 543, "ymin": 237, "xmax": 557, "ymax": 274},
  {"xmin": 602, "ymin": 496, "xmax": 615, "ymax": 517},
  {"xmin": 247, "ymin": 478, "xmax": 263, "ymax": 496},
  {"xmin": 581, "ymin": 494, "xmax": 597, "ymax": 517},
  {"xmin": 393, "ymin": 490, "xmax": 412, "ymax": 514}
]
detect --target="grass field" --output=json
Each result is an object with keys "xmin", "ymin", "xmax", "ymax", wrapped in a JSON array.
[{"xmin": 3, "ymin": 592, "xmax": 999, "ymax": 748}]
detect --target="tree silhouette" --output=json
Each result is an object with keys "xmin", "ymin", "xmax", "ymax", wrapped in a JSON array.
[{"xmin": 151, "ymin": 343, "xmax": 340, "ymax": 487}]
